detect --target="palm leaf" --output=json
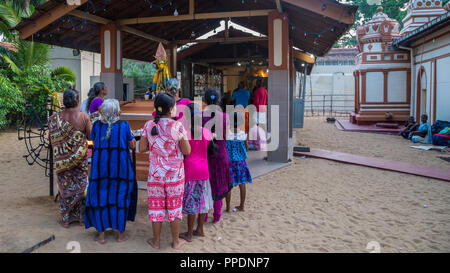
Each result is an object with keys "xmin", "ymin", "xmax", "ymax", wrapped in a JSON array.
[
  {"xmin": 0, "ymin": 1, "xmax": 22, "ymax": 28},
  {"xmin": 13, "ymin": 40, "xmax": 49, "ymax": 70},
  {"xmin": 51, "ymin": 66, "xmax": 76, "ymax": 85},
  {"xmin": 2, "ymin": 54, "xmax": 22, "ymax": 75}
]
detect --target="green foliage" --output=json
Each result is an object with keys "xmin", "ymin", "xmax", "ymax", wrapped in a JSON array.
[
  {"xmin": 11, "ymin": 40, "xmax": 50, "ymax": 70},
  {"xmin": 0, "ymin": 0, "xmax": 68, "ymax": 129},
  {"xmin": 51, "ymin": 65, "xmax": 76, "ymax": 87},
  {"xmin": 0, "ymin": 74, "xmax": 24, "ymax": 128},
  {"xmin": 0, "ymin": 0, "xmax": 23, "ymax": 29},
  {"xmin": 10, "ymin": 65, "xmax": 74, "ymax": 119},
  {"xmin": 123, "ymin": 59, "xmax": 156, "ymax": 89}
]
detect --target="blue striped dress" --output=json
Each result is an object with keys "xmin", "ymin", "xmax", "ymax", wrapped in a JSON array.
[{"xmin": 84, "ymin": 120, "xmax": 137, "ymax": 233}]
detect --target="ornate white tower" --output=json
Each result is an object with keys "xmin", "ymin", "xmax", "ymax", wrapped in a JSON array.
[
  {"xmin": 400, "ymin": 0, "xmax": 447, "ymax": 35},
  {"xmin": 351, "ymin": 7, "xmax": 411, "ymax": 125}
]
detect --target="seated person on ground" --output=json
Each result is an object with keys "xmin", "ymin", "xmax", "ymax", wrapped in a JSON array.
[
  {"xmin": 400, "ymin": 116, "xmax": 419, "ymax": 139},
  {"xmin": 409, "ymin": 114, "xmax": 432, "ymax": 144}
]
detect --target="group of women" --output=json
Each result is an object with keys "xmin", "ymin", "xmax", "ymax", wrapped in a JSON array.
[{"xmin": 48, "ymin": 80, "xmax": 253, "ymax": 249}]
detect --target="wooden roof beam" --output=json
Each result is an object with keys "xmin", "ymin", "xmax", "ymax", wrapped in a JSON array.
[
  {"xmin": 281, "ymin": 0, "xmax": 355, "ymax": 25},
  {"xmin": 69, "ymin": 9, "xmax": 112, "ymax": 24},
  {"xmin": 116, "ymin": 9, "xmax": 276, "ymax": 25},
  {"xmin": 175, "ymin": 36, "xmax": 268, "ymax": 45},
  {"xmin": 275, "ymin": 0, "xmax": 283, "ymax": 13},
  {"xmin": 121, "ymin": 26, "xmax": 169, "ymax": 44},
  {"xmin": 68, "ymin": 10, "xmax": 169, "ymax": 44},
  {"xmin": 19, "ymin": 0, "xmax": 88, "ymax": 40}
]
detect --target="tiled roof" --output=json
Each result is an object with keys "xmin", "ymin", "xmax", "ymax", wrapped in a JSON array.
[
  {"xmin": 316, "ymin": 48, "xmax": 359, "ymax": 61},
  {"xmin": 0, "ymin": 41, "xmax": 18, "ymax": 52}
]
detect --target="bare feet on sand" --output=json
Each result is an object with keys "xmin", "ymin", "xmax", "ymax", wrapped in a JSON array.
[
  {"xmin": 96, "ymin": 233, "xmax": 106, "ymax": 244},
  {"xmin": 193, "ymin": 230, "xmax": 205, "ymax": 237},
  {"xmin": 234, "ymin": 206, "xmax": 245, "ymax": 212},
  {"xmin": 147, "ymin": 238, "xmax": 160, "ymax": 250},
  {"xmin": 117, "ymin": 232, "xmax": 129, "ymax": 243},
  {"xmin": 172, "ymin": 239, "xmax": 187, "ymax": 250},
  {"xmin": 179, "ymin": 232, "xmax": 193, "ymax": 242}
]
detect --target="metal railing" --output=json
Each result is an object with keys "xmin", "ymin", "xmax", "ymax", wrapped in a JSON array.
[{"xmin": 304, "ymin": 93, "xmax": 354, "ymax": 117}]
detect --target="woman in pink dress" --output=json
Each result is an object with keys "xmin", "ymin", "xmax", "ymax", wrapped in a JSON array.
[
  {"xmin": 180, "ymin": 103, "xmax": 214, "ymax": 242},
  {"xmin": 139, "ymin": 93, "xmax": 191, "ymax": 250}
]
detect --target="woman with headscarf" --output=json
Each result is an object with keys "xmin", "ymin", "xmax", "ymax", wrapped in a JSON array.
[
  {"xmin": 48, "ymin": 89, "xmax": 91, "ymax": 228},
  {"xmin": 84, "ymin": 99, "xmax": 137, "ymax": 244}
]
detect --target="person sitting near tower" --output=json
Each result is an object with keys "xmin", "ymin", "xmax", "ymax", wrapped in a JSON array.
[
  {"xmin": 400, "ymin": 116, "xmax": 419, "ymax": 139},
  {"xmin": 410, "ymin": 114, "xmax": 432, "ymax": 144}
]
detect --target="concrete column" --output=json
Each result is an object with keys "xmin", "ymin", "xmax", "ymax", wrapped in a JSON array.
[
  {"xmin": 100, "ymin": 23, "xmax": 123, "ymax": 100},
  {"xmin": 267, "ymin": 11, "xmax": 292, "ymax": 163}
]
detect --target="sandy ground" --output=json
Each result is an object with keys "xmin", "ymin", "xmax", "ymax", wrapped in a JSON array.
[{"xmin": 0, "ymin": 117, "xmax": 449, "ymax": 253}]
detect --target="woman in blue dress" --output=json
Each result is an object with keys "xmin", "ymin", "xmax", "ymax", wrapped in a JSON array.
[
  {"xmin": 410, "ymin": 114, "xmax": 432, "ymax": 144},
  {"xmin": 85, "ymin": 99, "xmax": 137, "ymax": 244}
]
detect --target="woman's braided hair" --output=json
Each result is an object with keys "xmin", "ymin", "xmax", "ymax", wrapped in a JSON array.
[{"xmin": 151, "ymin": 93, "xmax": 176, "ymax": 136}]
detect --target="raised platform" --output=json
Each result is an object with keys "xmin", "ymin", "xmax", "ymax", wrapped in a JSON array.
[
  {"xmin": 137, "ymin": 151, "xmax": 291, "ymax": 190},
  {"xmin": 336, "ymin": 119, "xmax": 403, "ymax": 134},
  {"xmin": 350, "ymin": 111, "xmax": 409, "ymax": 125},
  {"xmin": 120, "ymin": 100, "xmax": 154, "ymax": 130},
  {"xmin": 294, "ymin": 148, "xmax": 450, "ymax": 182}
]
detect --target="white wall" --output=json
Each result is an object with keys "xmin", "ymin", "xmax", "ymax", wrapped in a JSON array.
[
  {"xmin": 388, "ymin": 71, "xmax": 407, "ymax": 102},
  {"xmin": 365, "ymin": 72, "xmax": 384, "ymax": 102},
  {"xmin": 411, "ymin": 26, "xmax": 450, "ymax": 122},
  {"xmin": 436, "ymin": 56, "xmax": 450, "ymax": 121},
  {"xmin": 80, "ymin": 51, "xmax": 101, "ymax": 101},
  {"xmin": 49, "ymin": 46, "xmax": 81, "ymax": 93},
  {"xmin": 49, "ymin": 46, "xmax": 101, "ymax": 101},
  {"xmin": 305, "ymin": 64, "xmax": 356, "ymax": 112}
]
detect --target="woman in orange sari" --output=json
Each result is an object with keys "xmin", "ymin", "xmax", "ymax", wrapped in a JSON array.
[{"xmin": 48, "ymin": 89, "xmax": 92, "ymax": 228}]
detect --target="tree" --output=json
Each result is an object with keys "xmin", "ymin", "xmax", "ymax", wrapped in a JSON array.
[
  {"xmin": 0, "ymin": 0, "xmax": 75, "ymax": 128},
  {"xmin": 335, "ymin": 0, "xmax": 409, "ymax": 48},
  {"xmin": 123, "ymin": 59, "xmax": 157, "ymax": 89},
  {"xmin": 335, "ymin": 0, "xmax": 450, "ymax": 48}
]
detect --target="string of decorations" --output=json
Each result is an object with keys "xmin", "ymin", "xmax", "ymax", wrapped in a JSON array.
[
  {"xmin": 39, "ymin": 0, "xmax": 339, "ymax": 42},
  {"xmin": 37, "ymin": 0, "xmax": 110, "ymax": 38},
  {"xmin": 86, "ymin": 0, "xmax": 109, "ymax": 13},
  {"xmin": 144, "ymin": 0, "xmax": 174, "ymax": 10},
  {"xmin": 285, "ymin": 15, "xmax": 340, "ymax": 39}
]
